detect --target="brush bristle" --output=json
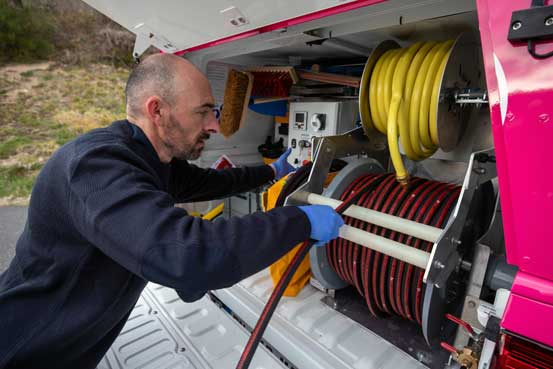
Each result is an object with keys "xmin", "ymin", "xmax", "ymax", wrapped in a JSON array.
[
  {"xmin": 250, "ymin": 72, "xmax": 293, "ymax": 97},
  {"xmin": 220, "ymin": 70, "xmax": 253, "ymax": 137},
  {"xmin": 247, "ymin": 66, "xmax": 298, "ymax": 97}
]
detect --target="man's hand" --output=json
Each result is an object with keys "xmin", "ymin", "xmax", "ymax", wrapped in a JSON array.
[
  {"xmin": 298, "ymin": 205, "xmax": 344, "ymax": 247},
  {"xmin": 270, "ymin": 148, "xmax": 294, "ymax": 180}
]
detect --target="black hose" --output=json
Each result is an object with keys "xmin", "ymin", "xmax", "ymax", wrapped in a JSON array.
[
  {"xmin": 235, "ymin": 175, "xmax": 385, "ymax": 369},
  {"xmin": 274, "ymin": 162, "xmax": 313, "ymax": 207}
]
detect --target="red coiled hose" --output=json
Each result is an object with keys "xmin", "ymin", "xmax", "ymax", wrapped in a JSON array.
[{"xmin": 326, "ymin": 174, "xmax": 460, "ymax": 325}]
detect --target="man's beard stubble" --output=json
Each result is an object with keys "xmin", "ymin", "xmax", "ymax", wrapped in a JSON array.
[
  {"xmin": 165, "ymin": 114, "xmax": 211, "ymax": 161},
  {"xmin": 177, "ymin": 131, "xmax": 210, "ymax": 161}
]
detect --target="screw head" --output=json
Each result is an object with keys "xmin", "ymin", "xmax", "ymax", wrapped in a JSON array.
[
  {"xmin": 546, "ymin": 17, "xmax": 553, "ymax": 26},
  {"xmin": 512, "ymin": 21, "xmax": 522, "ymax": 30},
  {"xmin": 434, "ymin": 260, "xmax": 445, "ymax": 269}
]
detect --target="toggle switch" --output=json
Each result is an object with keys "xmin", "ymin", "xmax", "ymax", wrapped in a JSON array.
[{"xmin": 298, "ymin": 140, "xmax": 311, "ymax": 148}]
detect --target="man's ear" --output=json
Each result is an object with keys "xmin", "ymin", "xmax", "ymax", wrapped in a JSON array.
[{"xmin": 145, "ymin": 96, "xmax": 163, "ymax": 126}]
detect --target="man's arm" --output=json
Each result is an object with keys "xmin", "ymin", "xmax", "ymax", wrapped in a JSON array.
[
  {"xmin": 169, "ymin": 148, "xmax": 294, "ymax": 203},
  {"xmin": 168, "ymin": 160, "xmax": 275, "ymax": 202},
  {"xmin": 69, "ymin": 145, "xmax": 310, "ymax": 301}
]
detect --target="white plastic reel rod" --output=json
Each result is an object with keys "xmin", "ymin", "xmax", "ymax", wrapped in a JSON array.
[
  {"xmin": 339, "ymin": 225, "xmax": 430, "ymax": 269},
  {"xmin": 305, "ymin": 192, "xmax": 442, "ymax": 243}
]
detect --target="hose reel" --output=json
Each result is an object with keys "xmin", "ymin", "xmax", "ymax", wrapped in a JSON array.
[
  {"xmin": 291, "ymin": 136, "xmax": 498, "ymax": 369},
  {"xmin": 286, "ymin": 144, "xmax": 497, "ymax": 347},
  {"xmin": 307, "ymin": 161, "xmax": 461, "ymax": 325},
  {"xmin": 331, "ymin": 174, "xmax": 460, "ymax": 321},
  {"xmin": 359, "ymin": 33, "xmax": 487, "ymax": 185}
]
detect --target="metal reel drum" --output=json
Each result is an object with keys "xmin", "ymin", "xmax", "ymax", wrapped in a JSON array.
[
  {"xmin": 436, "ymin": 32, "xmax": 485, "ymax": 152},
  {"xmin": 359, "ymin": 33, "xmax": 485, "ymax": 153}
]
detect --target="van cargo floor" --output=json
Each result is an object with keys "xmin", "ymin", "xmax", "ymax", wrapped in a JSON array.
[
  {"xmin": 98, "ymin": 283, "xmax": 286, "ymax": 369},
  {"xmin": 101, "ymin": 270, "xmax": 428, "ymax": 369}
]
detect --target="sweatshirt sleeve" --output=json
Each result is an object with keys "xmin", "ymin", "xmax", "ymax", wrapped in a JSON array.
[
  {"xmin": 168, "ymin": 160, "xmax": 275, "ymax": 202},
  {"xmin": 68, "ymin": 145, "xmax": 310, "ymax": 301}
]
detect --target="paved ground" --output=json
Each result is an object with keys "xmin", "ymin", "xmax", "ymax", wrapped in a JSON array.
[{"xmin": 0, "ymin": 206, "xmax": 27, "ymax": 273}]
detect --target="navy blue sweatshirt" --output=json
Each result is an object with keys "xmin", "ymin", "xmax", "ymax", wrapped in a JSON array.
[{"xmin": 0, "ymin": 120, "xmax": 310, "ymax": 368}]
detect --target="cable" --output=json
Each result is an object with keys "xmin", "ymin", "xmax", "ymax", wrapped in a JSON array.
[
  {"xmin": 368, "ymin": 41, "xmax": 454, "ymax": 184},
  {"xmin": 527, "ymin": 39, "xmax": 553, "ymax": 59},
  {"xmin": 236, "ymin": 175, "xmax": 386, "ymax": 369}
]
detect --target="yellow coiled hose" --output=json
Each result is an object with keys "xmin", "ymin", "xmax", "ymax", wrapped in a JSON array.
[{"xmin": 368, "ymin": 40, "xmax": 454, "ymax": 185}]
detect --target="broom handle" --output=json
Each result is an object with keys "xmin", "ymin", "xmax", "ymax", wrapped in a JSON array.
[
  {"xmin": 297, "ymin": 70, "xmax": 361, "ymax": 88},
  {"xmin": 252, "ymin": 96, "xmax": 293, "ymax": 104}
]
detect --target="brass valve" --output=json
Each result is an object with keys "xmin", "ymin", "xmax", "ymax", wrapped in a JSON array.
[{"xmin": 454, "ymin": 347, "xmax": 479, "ymax": 369}]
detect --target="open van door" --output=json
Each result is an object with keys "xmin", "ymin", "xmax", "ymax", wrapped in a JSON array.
[{"xmin": 82, "ymin": 0, "xmax": 385, "ymax": 57}]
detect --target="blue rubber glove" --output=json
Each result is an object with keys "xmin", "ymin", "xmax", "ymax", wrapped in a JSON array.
[
  {"xmin": 298, "ymin": 205, "xmax": 344, "ymax": 247},
  {"xmin": 270, "ymin": 148, "xmax": 294, "ymax": 180}
]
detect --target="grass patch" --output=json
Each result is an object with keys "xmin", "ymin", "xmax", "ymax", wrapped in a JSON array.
[
  {"xmin": 20, "ymin": 70, "xmax": 34, "ymax": 78},
  {"xmin": 0, "ymin": 136, "xmax": 33, "ymax": 159},
  {"xmin": 0, "ymin": 166, "xmax": 38, "ymax": 198},
  {"xmin": 0, "ymin": 62, "xmax": 129, "ymax": 202},
  {"xmin": 19, "ymin": 114, "xmax": 45, "ymax": 127},
  {"xmin": 54, "ymin": 126, "xmax": 77, "ymax": 146}
]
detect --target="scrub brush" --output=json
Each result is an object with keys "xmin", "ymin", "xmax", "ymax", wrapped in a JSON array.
[
  {"xmin": 247, "ymin": 66, "xmax": 299, "ymax": 97},
  {"xmin": 219, "ymin": 66, "xmax": 298, "ymax": 137},
  {"xmin": 220, "ymin": 69, "xmax": 253, "ymax": 137}
]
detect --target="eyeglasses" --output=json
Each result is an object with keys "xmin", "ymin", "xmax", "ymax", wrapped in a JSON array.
[{"xmin": 213, "ymin": 106, "xmax": 221, "ymax": 121}]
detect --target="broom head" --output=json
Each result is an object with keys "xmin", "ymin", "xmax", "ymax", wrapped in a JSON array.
[{"xmin": 220, "ymin": 69, "xmax": 253, "ymax": 137}]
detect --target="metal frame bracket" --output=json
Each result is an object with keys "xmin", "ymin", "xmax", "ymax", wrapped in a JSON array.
[
  {"xmin": 285, "ymin": 126, "xmax": 387, "ymax": 206},
  {"xmin": 422, "ymin": 148, "xmax": 497, "ymax": 345}
]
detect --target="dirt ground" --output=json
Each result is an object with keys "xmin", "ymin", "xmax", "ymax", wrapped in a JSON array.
[{"xmin": 1, "ymin": 62, "xmax": 53, "ymax": 103}]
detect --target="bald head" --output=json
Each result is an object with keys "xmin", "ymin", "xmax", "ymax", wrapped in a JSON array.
[
  {"xmin": 123, "ymin": 53, "xmax": 219, "ymax": 163},
  {"xmin": 125, "ymin": 54, "xmax": 202, "ymax": 117}
]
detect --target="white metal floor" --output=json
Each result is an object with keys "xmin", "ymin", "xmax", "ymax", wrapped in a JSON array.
[
  {"xmin": 100, "ymin": 270, "xmax": 427, "ymax": 369},
  {"xmin": 98, "ymin": 283, "xmax": 285, "ymax": 369}
]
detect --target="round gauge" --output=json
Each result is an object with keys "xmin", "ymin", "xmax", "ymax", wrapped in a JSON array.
[{"xmin": 310, "ymin": 113, "xmax": 326, "ymax": 131}]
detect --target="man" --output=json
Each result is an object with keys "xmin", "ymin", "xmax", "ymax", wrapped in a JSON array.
[{"xmin": 0, "ymin": 54, "xmax": 343, "ymax": 368}]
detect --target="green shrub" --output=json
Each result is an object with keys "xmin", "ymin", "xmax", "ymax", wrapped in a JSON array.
[{"xmin": 0, "ymin": 1, "xmax": 55, "ymax": 63}]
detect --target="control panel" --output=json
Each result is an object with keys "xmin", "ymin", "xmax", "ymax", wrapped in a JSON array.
[
  {"xmin": 293, "ymin": 111, "xmax": 308, "ymax": 131},
  {"xmin": 288, "ymin": 101, "xmax": 358, "ymax": 167}
]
